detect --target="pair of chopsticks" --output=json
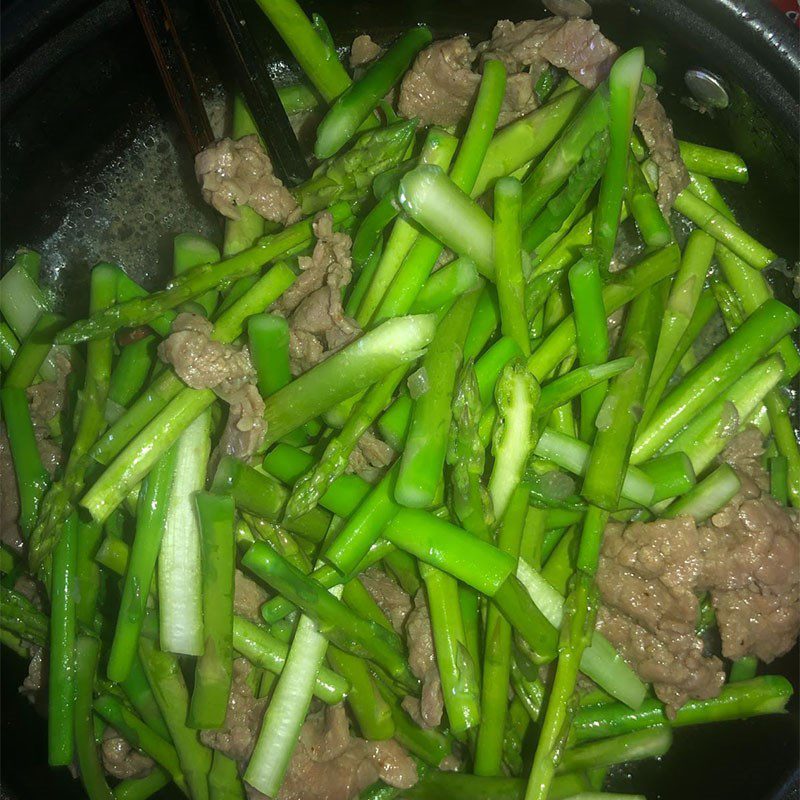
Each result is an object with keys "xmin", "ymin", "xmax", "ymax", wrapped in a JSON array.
[{"xmin": 131, "ymin": 0, "xmax": 310, "ymax": 185}]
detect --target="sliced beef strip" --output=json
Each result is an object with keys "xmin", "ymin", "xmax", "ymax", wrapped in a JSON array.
[
  {"xmin": 347, "ymin": 430, "xmax": 395, "ymax": 482},
  {"xmin": 26, "ymin": 350, "xmax": 71, "ymax": 428},
  {"xmin": 195, "ymin": 135, "xmax": 300, "ymax": 225},
  {"xmin": 401, "ymin": 590, "xmax": 443, "ymax": 728},
  {"xmin": 359, "ymin": 567, "xmax": 413, "ymax": 634},
  {"xmin": 635, "ymin": 85, "xmax": 690, "ymax": 213},
  {"xmin": 234, "ymin": 569, "xmax": 270, "ymax": 623},
  {"xmin": 595, "ymin": 517, "xmax": 724, "ymax": 715},
  {"xmin": 201, "ymin": 658, "xmax": 267, "ymax": 763},
  {"xmin": 102, "ymin": 726, "xmax": 155, "ymax": 780},
  {"xmin": 350, "ymin": 34, "xmax": 382, "ymax": 68},
  {"xmin": 397, "ymin": 19, "xmax": 617, "ymax": 129},
  {"xmin": 158, "ymin": 312, "xmax": 266, "ymax": 460},
  {"xmin": 699, "ymin": 430, "xmax": 800, "ymax": 663},
  {"xmin": 272, "ymin": 212, "xmax": 361, "ymax": 376},
  {"xmin": 271, "ymin": 703, "xmax": 417, "ymax": 800},
  {"xmin": 538, "ymin": 17, "xmax": 618, "ymax": 88}
]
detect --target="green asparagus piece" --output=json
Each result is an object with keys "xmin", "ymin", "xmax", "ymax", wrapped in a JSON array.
[
  {"xmin": 626, "ymin": 153, "xmax": 672, "ymax": 247},
  {"xmin": 208, "ymin": 750, "xmax": 246, "ymax": 800},
  {"xmin": 297, "ymin": 121, "xmax": 418, "ymax": 215},
  {"xmin": 248, "ymin": 314, "xmax": 291, "ymax": 398},
  {"xmin": 187, "ymin": 493, "xmax": 235, "ymax": 729},
  {"xmin": 396, "ymin": 291, "xmax": 480, "ymax": 508},
  {"xmin": 475, "ymin": 486, "xmax": 528, "ymax": 775},
  {"xmin": 261, "ymin": 314, "xmax": 436, "ymax": 447},
  {"xmin": 583, "ymin": 282, "xmax": 663, "ymax": 510},
  {"xmin": 494, "ymin": 177, "xmax": 530, "ymax": 356},
  {"xmin": 632, "ymin": 299, "xmax": 799, "ymax": 463},
  {"xmin": 0, "ymin": 322, "xmax": 19, "ymax": 370},
  {"xmin": 560, "ymin": 726, "xmax": 672, "ymax": 774},
  {"xmin": 568, "ymin": 253, "xmax": 609, "ymax": 441},
  {"xmin": 678, "ymin": 141, "xmax": 748, "ymax": 183},
  {"xmin": 114, "ymin": 769, "xmax": 171, "ymax": 800},
  {"xmin": 488, "ymin": 360, "xmax": 540, "ymax": 519},
  {"xmin": 0, "ymin": 387, "xmax": 49, "ymax": 536},
  {"xmin": 74, "ymin": 637, "xmax": 115, "ymax": 800},
  {"xmin": 409, "ymin": 258, "xmax": 482, "ymax": 314},
  {"xmin": 593, "ymin": 48, "xmax": 643, "ymax": 270},
  {"xmin": 315, "ymin": 28, "xmax": 431, "ymax": 158},
  {"xmin": 573, "ymin": 676, "xmax": 793, "ymax": 742},
  {"xmin": 0, "ymin": 253, "xmax": 49, "ymax": 339},
  {"xmin": 252, "ymin": 0, "xmax": 351, "ymax": 102},
  {"xmin": 662, "ymin": 464, "xmax": 740, "ymax": 521},
  {"xmin": 4, "ymin": 311, "xmax": 65, "ymax": 389},
  {"xmin": 48, "ymin": 514, "xmax": 77, "ymax": 766},
  {"xmin": 30, "ymin": 263, "xmax": 116, "ymax": 569},
  {"xmin": 242, "ymin": 542, "xmax": 417, "ymax": 692}
]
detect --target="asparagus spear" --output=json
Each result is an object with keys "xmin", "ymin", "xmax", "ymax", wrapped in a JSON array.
[
  {"xmin": 488, "ymin": 360, "xmax": 540, "ymax": 519},
  {"xmin": 626, "ymin": 153, "xmax": 672, "ymax": 247},
  {"xmin": 251, "ymin": 0, "xmax": 351, "ymax": 102},
  {"xmin": 297, "ymin": 120, "xmax": 418, "ymax": 214},
  {"xmin": 107, "ymin": 445, "xmax": 178, "ymax": 682},
  {"xmin": 568, "ymin": 252, "xmax": 609, "ymax": 441},
  {"xmin": 475, "ymin": 487, "xmax": 528, "ymax": 775},
  {"xmin": 48, "ymin": 514, "xmax": 77, "ymax": 766},
  {"xmin": 248, "ymin": 313, "xmax": 291, "ymax": 397},
  {"xmin": 409, "ymin": 258, "xmax": 482, "ymax": 314},
  {"xmin": 57, "ymin": 204, "xmax": 351, "ymax": 346},
  {"xmin": 315, "ymin": 28, "xmax": 431, "ymax": 157},
  {"xmin": 396, "ymin": 291, "xmax": 480, "ymax": 508},
  {"xmin": 187, "ymin": 493, "xmax": 235, "ymax": 730},
  {"xmin": 447, "ymin": 361, "xmax": 494, "ymax": 540},
  {"xmin": 260, "ymin": 314, "xmax": 436, "ymax": 447},
  {"xmin": 632, "ymin": 299, "xmax": 799, "ymax": 463},
  {"xmin": 242, "ymin": 542, "xmax": 417, "ymax": 691},
  {"xmin": 593, "ymin": 48, "xmax": 643, "ymax": 270},
  {"xmin": 30, "ymin": 263, "xmax": 116, "ymax": 570},
  {"xmin": 662, "ymin": 464, "xmax": 741, "ymax": 521},
  {"xmin": 572, "ymin": 676, "xmax": 793, "ymax": 742},
  {"xmin": 0, "ymin": 322, "xmax": 19, "ymax": 370},
  {"xmin": 74, "ymin": 637, "xmax": 115, "ymax": 800},
  {"xmin": 3, "ymin": 312, "xmax": 65, "ymax": 390},
  {"xmin": 472, "ymin": 87, "xmax": 588, "ymax": 198},
  {"xmin": 678, "ymin": 141, "xmax": 748, "ymax": 183},
  {"xmin": 559, "ymin": 727, "xmax": 673, "ymax": 773}
]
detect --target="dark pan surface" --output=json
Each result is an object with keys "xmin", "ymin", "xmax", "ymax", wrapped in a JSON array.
[{"xmin": 1, "ymin": 2, "xmax": 797, "ymax": 799}]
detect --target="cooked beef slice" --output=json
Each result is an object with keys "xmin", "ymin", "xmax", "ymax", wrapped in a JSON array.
[
  {"xmin": 195, "ymin": 135, "xmax": 300, "ymax": 224},
  {"xmin": 401, "ymin": 590, "xmax": 444, "ymax": 728},
  {"xmin": 699, "ymin": 430, "xmax": 800, "ymax": 663},
  {"xmin": 350, "ymin": 34, "xmax": 382, "ymax": 68},
  {"xmin": 398, "ymin": 19, "xmax": 616, "ymax": 128},
  {"xmin": 272, "ymin": 212, "xmax": 360, "ymax": 376},
  {"xmin": 234, "ymin": 569, "xmax": 270, "ymax": 623},
  {"xmin": 201, "ymin": 658, "xmax": 267, "ymax": 763},
  {"xmin": 101, "ymin": 726, "xmax": 155, "ymax": 780},
  {"xmin": 271, "ymin": 704, "xmax": 417, "ymax": 800},
  {"xmin": 359, "ymin": 567, "xmax": 413, "ymax": 634},
  {"xmin": 595, "ymin": 517, "xmax": 724, "ymax": 714},
  {"xmin": 26, "ymin": 350, "xmax": 71, "ymax": 428},
  {"xmin": 347, "ymin": 430, "xmax": 394, "ymax": 482},
  {"xmin": 158, "ymin": 312, "xmax": 266, "ymax": 459},
  {"xmin": 634, "ymin": 85, "xmax": 689, "ymax": 212}
]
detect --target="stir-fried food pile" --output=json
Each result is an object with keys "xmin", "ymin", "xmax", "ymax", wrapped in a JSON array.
[{"xmin": 1, "ymin": 1, "xmax": 798, "ymax": 799}]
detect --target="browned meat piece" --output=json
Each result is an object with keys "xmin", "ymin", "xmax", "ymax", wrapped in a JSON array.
[
  {"xmin": 538, "ymin": 18, "xmax": 618, "ymax": 88},
  {"xmin": 635, "ymin": 85, "xmax": 690, "ymax": 212},
  {"xmin": 347, "ymin": 430, "xmax": 394, "ymax": 482},
  {"xmin": 273, "ymin": 212, "xmax": 360, "ymax": 376},
  {"xmin": 19, "ymin": 646, "xmax": 47, "ymax": 714},
  {"xmin": 543, "ymin": 0, "xmax": 592, "ymax": 17},
  {"xmin": 101, "ymin": 727, "xmax": 155, "ymax": 780},
  {"xmin": 350, "ymin": 34, "xmax": 382, "ymax": 68},
  {"xmin": 26, "ymin": 350, "xmax": 71, "ymax": 428},
  {"xmin": 398, "ymin": 37, "xmax": 481, "ymax": 128},
  {"xmin": 699, "ymin": 431, "xmax": 800, "ymax": 663},
  {"xmin": 398, "ymin": 19, "xmax": 617, "ymax": 130},
  {"xmin": 234, "ymin": 569, "xmax": 269, "ymax": 623},
  {"xmin": 201, "ymin": 658, "xmax": 267, "ymax": 763},
  {"xmin": 159, "ymin": 313, "xmax": 266, "ymax": 459},
  {"xmin": 595, "ymin": 517, "xmax": 724, "ymax": 714},
  {"xmin": 275, "ymin": 704, "xmax": 417, "ymax": 800},
  {"xmin": 195, "ymin": 135, "xmax": 300, "ymax": 225},
  {"xmin": 359, "ymin": 567, "xmax": 412, "ymax": 634},
  {"xmin": 401, "ymin": 590, "xmax": 443, "ymax": 728}
]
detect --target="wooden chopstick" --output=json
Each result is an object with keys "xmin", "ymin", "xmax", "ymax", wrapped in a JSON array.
[
  {"xmin": 131, "ymin": 0, "xmax": 215, "ymax": 155},
  {"xmin": 204, "ymin": 0, "xmax": 311, "ymax": 186}
]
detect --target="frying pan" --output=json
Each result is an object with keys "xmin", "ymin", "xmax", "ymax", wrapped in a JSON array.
[{"xmin": 1, "ymin": 1, "xmax": 798, "ymax": 798}]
